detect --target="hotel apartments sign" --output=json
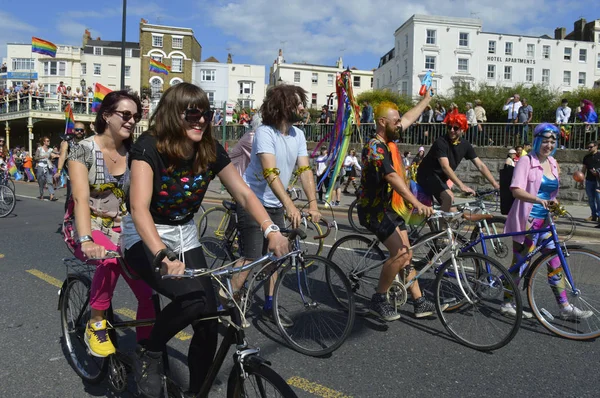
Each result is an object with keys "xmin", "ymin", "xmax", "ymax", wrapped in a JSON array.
[{"xmin": 487, "ymin": 56, "xmax": 536, "ymax": 65}]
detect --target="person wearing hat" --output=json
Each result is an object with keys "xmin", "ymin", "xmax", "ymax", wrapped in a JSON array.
[{"xmin": 505, "ymin": 148, "xmax": 517, "ymax": 167}]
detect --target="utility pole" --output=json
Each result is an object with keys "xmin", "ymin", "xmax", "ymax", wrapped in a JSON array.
[{"xmin": 120, "ymin": 0, "xmax": 127, "ymax": 90}]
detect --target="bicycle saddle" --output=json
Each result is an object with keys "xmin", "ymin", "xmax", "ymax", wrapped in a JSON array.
[{"xmin": 222, "ymin": 200, "xmax": 237, "ymax": 212}]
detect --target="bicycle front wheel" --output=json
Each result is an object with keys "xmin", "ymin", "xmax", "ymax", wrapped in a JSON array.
[
  {"xmin": 435, "ymin": 252, "xmax": 522, "ymax": 351},
  {"xmin": 284, "ymin": 218, "xmax": 324, "ymax": 258},
  {"xmin": 274, "ymin": 255, "xmax": 355, "ymax": 357},
  {"xmin": 527, "ymin": 248, "xmax": 600, "ymax": 340},
  {"xmin": 0, "ymin": 185, "xmax": 16, "ymax": 218},
  {"xmin": 197, "ymin": 205, "xmax": 230, "ymax": 239},
  {"xmin": 199, "ymin": 237, "xmax": 235, "ymax": 269},
  {"xmin": 60, "ymin": 275, "xmax": 108, "ymax": 383},
  {"xmin": 347, "ymin": 199, "xmax": 370, "ymax": 234},
  {"xmin": 227, "ymin": 361, "xmax": 298, "ymax": 398}
]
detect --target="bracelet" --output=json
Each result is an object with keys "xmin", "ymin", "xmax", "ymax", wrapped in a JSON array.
[
  {"xmin": 77, "ymin": 235, "xmax": 94, "ymax": 244},
  {"xmin": 260, "ymin": 219, "xmax": 273, "ymax": 229},
  {"xmin": 262, "ymin": 167, "xmax": 280, "ymax": 180},
  {"xmin": 293, "ymin": 166, "xmax": 311, "ymax": 176}
]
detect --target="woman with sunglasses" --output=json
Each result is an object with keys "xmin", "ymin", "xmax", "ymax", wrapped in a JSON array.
[
  {"xmin": 66, "ymin": 90, "xmax": 154, "ymax": 358},
  {"xmin": 35, "ymin": 136, "xmax": 59, "ymax": 200},
  {"xmin": 504, "ymin": 123, "xmax": 592, "ymax": 320},
  {"xmin": 121, "ymin": 82, "xmax": 288, "ymax": 398}
]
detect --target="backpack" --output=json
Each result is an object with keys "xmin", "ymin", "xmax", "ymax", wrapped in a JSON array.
[{"xmin": 499, "ymin": 154, "xmax": 531, "ymax": 215}]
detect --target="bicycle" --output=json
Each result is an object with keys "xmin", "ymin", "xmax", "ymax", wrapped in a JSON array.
[
  {"xmin": 327, "ymin": 210, "xmax": 522, "ymax": 351},
  {"xmin": 200, "ymin": 219, "xmax": 355, "ymax": 357},
  {"xmin": 58, "ymin": 250, "xmax": 298, "ymax": 397},
  {"xmin": 0, "ymin": 169, "xmax": 15, "ymax": 192},
  {"xmin": 0, "ymin": 183, "xmax": 16, "ymax": 217},
  {"xmin": 286, "ymin": 170, "xmax": 303, "ymax": 202}
]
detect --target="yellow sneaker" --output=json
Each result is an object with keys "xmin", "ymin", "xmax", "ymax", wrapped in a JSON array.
[{"xmin": 84, "ymin": 319, "xmax": 116, "ymax": 357}]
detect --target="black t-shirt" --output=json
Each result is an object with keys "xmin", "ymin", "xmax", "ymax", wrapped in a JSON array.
[
  {"xmin": 128, "ymin": 133, "xmax": 230, "ymax": 225},
  {"xmin": 582, "ymin": 152, "xmax": 600, "ymax": 181},
  {"xmin": 417, "ymin": 135, "xmax": 477, "ymax": 182}
]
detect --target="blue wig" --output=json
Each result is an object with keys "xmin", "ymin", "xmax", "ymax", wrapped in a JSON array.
[{"xmin": 532, "ymin": 123, "xmax": 559, "ymax": 157}]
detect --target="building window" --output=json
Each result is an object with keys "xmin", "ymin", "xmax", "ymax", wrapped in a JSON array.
[
  {"xmin": 172, "ymin": 37, "xmax": 183, "ymax": 49},
  {"xmin": 488, "ymin": 40, "xmax": 496, "ymax": 54},
  {"xmin": 206, "ymin": 91, "xmax": 214, "ymax": 106},
  {"xmin": 578, "ymin": 72, "xmax": 586, "ymax": 85},
  {"xmin": 526, "ymin": 44, "xmax": 535, "ymax": 57},
  {"xmin": 505, "ymin": 42, "xmax": 513, "ymax": 55},
  {"xmin": 425, "ymin": 55, "xmax": 435, "ymax": 70},
  {"xmin": 81, "ymin": 63, "xmax": 86, "ymax": 75},
  {"xmin": 564, "ymin": 47, "xmax": 572, "ymax": 61},
  {"xmin": 43, "ymin": 61, "xmax": 66, "ymax": 76},
  {"xmin": 200, "ymin": 69, "xmax": 215, "ymax": 81},
  {"xmin": 579, "ymin": 49, "xmax": 587, "ymax": 62},
  {"xmin": 405, "ymin": 34, "xmax": 408, "ymax": 47},
  {"xmin": 457, "ymin": 58, "xmax": 469, "ymax": 73},
  {"xmin": 311, "ymin": 73, "xmax": 318, "ymax": 84},
  {"xmin": 239, "ymin": 81, "xmax": 254, "ymax": 95},
  {"xmin": 327, "ymin": 74, "xmax": 334, "ymax": 86},
  {"xmin": 125, "ymin": 48, "xmax": 132, "ymax": 57},
  {"xmin": 526, "ymin": 67, "xmax": 534, "ymax": 82},
  {"xmin": 150, "ymin": 54, "xmax": 163, "ymax": 63},
  {"xmin": 431, "ymin": 79, "xmax": 438, "ymax": 91},
  {"xmin": 542, "ymin": 69, "xmax": 550, "ymax": 84},
  {"xmin": 124, "ymin": 65, "xmax": 131, "ymax": 78},
  {"xmin": 563, "ymin": 70, "xmax": 571, "ymax": 85},
  {"xmin": 353, "ymin": 76, "xmax": 360, "ymax": 87},
  {"xmin": 459, "ymin": 32, "xmax": 469, "ymax": 47},
  {"xmin": 171, "ymin": 57, "xmax": 183, "ymax": 73},
  {"xmin": 404, "ymin": 59, "xmax": 407, "ymax": 74},
  {"xmin": 504, "ymin": 65, "xmax": 512, "ymax": 80},
  {"xmin": 542, "ymin": 45, "xmax": 551, "ymax": 59},
  {"xmin": 294, "ymin": 71, "xmax": 300, "ymax": 83},
  {"xmin": 152, "ymin": 35, "xmax": 163, "ymax": 47},
  {"xmin": 11, "ymin": 58, "xmax": 34, "ymax": 71},
  {"xmin": 401, "ymin": 81, "xmax": 408, "ymax": 95},
  {"xmin": 93, "ymin": 63, "xmax": 101, "ymax": 76},
  {"xmin": 94, "ymin": 47, "xmax": 102, "ymax": 55},
  {"xmin": 311, "ymin": 93, "xmax": 317, "ymax": 106},
  {"xmin": 426, "ymin": 29, "xmax": 436, "ymax": 45},
  {"xmin": 370, "ymin": 77, "xmax": 373, "ymax": 88},
  {"xmin": 487, "ymin": 64, "xmax": 495, "ymax": 79},
  {"xmin": 150, "ymin": 77, "xmax": 162, "ymax": 97}
]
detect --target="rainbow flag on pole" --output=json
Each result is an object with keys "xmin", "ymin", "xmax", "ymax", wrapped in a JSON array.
[
  {"xmin": 91, "ymin": 83, "xmax": 112, "ymax": 113},
  {"xmin": 31, "ymin": 37, "xmax": 57, "ymax": 57},
  {"xmin": 64, "ymin": 103, "xmax": 75, "ymax": 135},
  {"xmin": 149, "ymin": 59, "xmax": 170, "ymax": 75}
]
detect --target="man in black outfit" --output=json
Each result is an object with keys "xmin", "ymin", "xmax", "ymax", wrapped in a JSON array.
[
  {"xmin": 581, "ymin": 141, "xmax": 600, "ymax": 222},
  {"xmin": 417, "ymin": 110, "xmax": 499, "ymax": 211}
]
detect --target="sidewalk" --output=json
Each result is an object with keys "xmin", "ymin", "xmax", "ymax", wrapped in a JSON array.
[{"xmin": 13, "ymin": 178, "xmax": 600, "ymax": 240}]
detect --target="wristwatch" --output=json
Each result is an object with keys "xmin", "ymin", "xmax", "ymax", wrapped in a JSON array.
[{"xmin": 264, "ymin": 223, "xmax": 280, "ymax": 239}]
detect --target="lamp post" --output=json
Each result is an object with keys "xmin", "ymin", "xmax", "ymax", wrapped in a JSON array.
[{"xmin": 120, "ymin": 0, "xmax": 127, "ymax": 90}]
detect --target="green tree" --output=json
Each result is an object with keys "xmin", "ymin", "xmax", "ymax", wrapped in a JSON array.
[{"xmin": 356, "ymin": 89, "xmax": 414, "ymax": 114}]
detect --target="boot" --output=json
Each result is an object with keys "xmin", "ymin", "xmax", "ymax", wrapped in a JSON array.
[{"xmin": 134, "ymin": 344, "xmax": 164, "ymax": 398}]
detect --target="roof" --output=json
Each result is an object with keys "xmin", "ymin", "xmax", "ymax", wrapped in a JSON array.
[
  {"xmin": 85, "ymin": 40, "xmax": 139, "ymax": 49},
  {"xmin": 203, "ymin": 56, "xmax": 220, "ymax": 63}
]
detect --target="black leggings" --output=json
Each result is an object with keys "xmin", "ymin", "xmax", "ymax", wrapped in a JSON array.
[{"xmin": 124, "ymin": 242, "xmax": 218, "ymax": 392}]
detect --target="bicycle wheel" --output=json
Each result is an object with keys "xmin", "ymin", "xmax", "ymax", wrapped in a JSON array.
[
  {"xmin": 552, "ymin": 211, "xmax": 575, "ymax": 243},
  {"xmin": 227, "ymin": 361, "xmax": 298, "ymax": 397},
  {"xmin": 196, "ymin": 204, "xmax": 206, "ymax": 236},
  {"xmin": 470, "ymin": 216, "xmax": 512, "ymax": 269},
  {"xmin": 60, "ymin": 275, "xmax": 108, "ymax": 383},
  {"xmin": 481, "ymin": 192, "xmax": 499, "ymax": 213},
  {"xmin": 327, "ymin": 235, "xmax": 386, "ymax": 314},
  {"xmin": 0, "ymin": 185, "xmax": 16, "ymax": 218},
  {"xmin": 197, "ymin": 206, "xmax": 230, "ymax": 239},
  {"xmin": 527, "ymin": 247, "xmax": 600, "ymax": 340},
  {"xmin": 273, "ymin": 255, "xmax": 355, "ymax": 356},
  {"xmin": 199, "ymin": 237, "xmax": 235, "ymax": 269},
  {"xmin": 2, "ymin": 176, "xmax": 15, "ymax": 192},
  {"xmin": 435, "ymin": 252, "xmax": 522, "ymax": 351},
  {"xmin": 347, "ymin": 199, "xmax": 370, "ymax": 234},
  {"xmin": 284, "ymin": 218, "xmax": 324, "ymax": 258}
]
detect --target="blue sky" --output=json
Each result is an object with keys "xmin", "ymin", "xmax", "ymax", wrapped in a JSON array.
[{"xmin": 1, "ymin": 0, "xmax": 599, "ymax": 71}]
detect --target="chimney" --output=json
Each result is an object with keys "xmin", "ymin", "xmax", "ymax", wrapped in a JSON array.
[
  {"xmin": 82, "ymin": 29, "xmax": 91, "ymax": 47},
  {"xmin": 554, "ymin": 27, "xmax": 566, "ymax": 40},
  {"xmin": 574, "ymin": 18, "xmax": 586, "ymax": 40}
]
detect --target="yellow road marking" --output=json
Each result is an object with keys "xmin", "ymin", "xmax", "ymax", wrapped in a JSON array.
[
  {"xmin": 26, "ymin": 269, "xmax": 62, "ymax": 288},
  {"xmin": 113, "ymin": 307, "xmax": 192, "ymax": 341},
  {"xmin": 0, "ymin": 253, "xmax": 5, "ymax": 258},
  {"xmin": 287, "ymin": 376, "xmax": 352, "ymax": 398}
]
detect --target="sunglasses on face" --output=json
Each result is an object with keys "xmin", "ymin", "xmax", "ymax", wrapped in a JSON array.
[
  {"xmin": 184, "ymin": 108, "xmax": 214, "ymax": 124},
  {"xmin": 113, "ymin": 110, "xmax": 141, "ymax": 123},
  {"xmin": 448, "ymin": 125, "xmax": 461, "ymax": 131},
  {"xmin": 74, "ymin": 128, "xmax": 85, "ymax": 133}
]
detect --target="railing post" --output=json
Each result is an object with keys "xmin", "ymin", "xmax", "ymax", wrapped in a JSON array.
[
  {"xmin": 28, "ymin": 93, "xmax": 32, "ymax": 110},
  {"xmin": 16, "ymin": 92, "xmax": 20, "ymax": 112}
]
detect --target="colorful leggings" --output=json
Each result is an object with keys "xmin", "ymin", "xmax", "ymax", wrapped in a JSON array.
[
  {"xmin": 507, "ymin": 217, "xmax": 568, "ymax": 306},
  {"xmin": 72, "ymin": 229, "xmax": 155, "ymax": 341}
]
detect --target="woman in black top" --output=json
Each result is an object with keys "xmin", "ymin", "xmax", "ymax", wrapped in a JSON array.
[{"xmin": 122, "ymin": 83, "xmax": 288, "ymax": 398}]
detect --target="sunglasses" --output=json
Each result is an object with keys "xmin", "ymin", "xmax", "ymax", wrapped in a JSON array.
[
  {"xmin": 113, "ymin": 110, "xmax": 141, "ymax": 123},
  {"xmin": 74, "ymin": 128, "xmax": 85, "ymax": 133},
  {"xmin": 184, "ymin": 108, "xmax": 214, "ymax": 124},
  {"xmin": 448, "ymin": 125, "xmax": 461, "ymax": 131}
]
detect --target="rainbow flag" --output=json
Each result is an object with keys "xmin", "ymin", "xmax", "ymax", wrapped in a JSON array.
[
  {"xmin": 31, "ymin": 37, "xmax": 57, "ymax": 57},
  {"xmin": 91, "ymin": 83, "xmax": 112, "ymax": 113},
  {"xmin": 7, "ymin": 154, "xmax": 18, "ymax": 177},
  {"xmin": 149, "ymin": 59, "xmax": 170, "ymax": 75},
  {"xmin": 64, "ymin": 103, "xmax": 75, "ymax": 135}
]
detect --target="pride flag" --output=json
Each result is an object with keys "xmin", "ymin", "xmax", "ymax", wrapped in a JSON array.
[
  {"xmin": 31, "ymin": 37, "xmax": 57, "ymax": 57},
  {"xmin": 149, "ymin": 59, "xmax": 170, "ymax": 75},
  {"xmin": 64, "ymin": 103, "xmax": 75, "ymax": 135},
  {"xmin": 91, "ymin": 83, "xmax": 112, "ymax": 113}
]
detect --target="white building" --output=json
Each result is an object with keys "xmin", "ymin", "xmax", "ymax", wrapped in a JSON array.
[
  {"xmin": 268, "ymin": 50, "xmax": 374, "ymax": 110},
  {"xmin": 192, "ymin": 56, "xmax": 266, "ymax": 110},
  {"xmin": 375, "ymin": 14, "xmax": 600, "ymax": 97}
]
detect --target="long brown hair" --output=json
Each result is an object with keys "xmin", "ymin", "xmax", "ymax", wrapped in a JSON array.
[
  {"xmin": 148, "ymin": 83, "xmax": 216, "ymax": 173},
  {"xmin": 260, "ymin": 84, "xmax": 307, "ymax": 128}
]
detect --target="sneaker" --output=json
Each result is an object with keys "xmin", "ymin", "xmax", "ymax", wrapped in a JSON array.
[
  {"xmin": 559, "ymin": 305, "xmax": 594, "ymax": 320},
  {"xmin": 134, "ymin": 344, "xmax": 164, "ymax": 398},
  {"xmin": 500, "ymin": 302, "xmax": 533, "ymax": 319},
  {"xmin": 262, "ymin": 308, "xmax": 294, "ymax": 328},
  {"xmin": 413, "ymin": 297, "xmax": 447, "ymax": 318},
  {"xmin": 84, "ymin": 319, "xmax": 116, "ymax": 357},
  {"xmin": 369, "ymin": 294, "xmax": 401, "ymax": 321}
]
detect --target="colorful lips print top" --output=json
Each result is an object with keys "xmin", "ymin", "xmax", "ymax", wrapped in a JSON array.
[{"xmin": 129, "ymin": 133, "xmax": 230, "ymax": 225}]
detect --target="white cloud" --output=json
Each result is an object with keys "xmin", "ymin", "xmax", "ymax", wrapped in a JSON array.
[{"xmin": 0, "ymin": 11, "xmax": 36, "ymax": 59}]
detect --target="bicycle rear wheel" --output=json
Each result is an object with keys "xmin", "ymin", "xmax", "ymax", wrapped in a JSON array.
[
  {"xmin": 527, "ymin": 248, "xmax": 600, "ymax": 340},
  {"xmin": 0, "ymin": 185, "xmax": 16, "ymax": 218},
  {"xmin": 327, "ymin": 235, "xmax": 385, "ymax": 314},
  {"xmin": 227, "ymin": 360, "xmax": 298, "ymax": 397},
  {"xmin": 284, "ymin": 218, "xmax": 324, "ymax": 258},
  {"xmin": 197, "ymin": 206, "xmax": 230, "ymax": 239},
  {"xmin": 273, "ymin": 255, "xmax": 355, "ymax": 356},
  {"xmin": 347, "ymin": 199, "xmax": 370, "ymax": 234},
  {"xmin": 199, "ymin": 237, "xmax": 235, "ymax": 269},
  {"xmin": 60, "ymin": 275, "xmax": 108, "ymax": 383},
  {"xmin": 435, "ymin": 252, "xmax": 522, "ymax": 351}
]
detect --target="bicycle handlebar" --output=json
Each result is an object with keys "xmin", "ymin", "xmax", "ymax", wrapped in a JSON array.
[
  {"xmin": 84, "ymin": 249, "xmax": 121, "ymax": 263},
  {"xmin": 299, "ymin": 212, "xmax": 334, "ymax": 240}
]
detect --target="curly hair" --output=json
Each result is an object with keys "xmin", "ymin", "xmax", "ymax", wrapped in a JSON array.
[
  {"xmin": 260, "ymin": 84, "xmax": 307, "ymax": 128},
  {"xmin": 443, "ymin": 108, "xmax": 468, "ymax": 131}
]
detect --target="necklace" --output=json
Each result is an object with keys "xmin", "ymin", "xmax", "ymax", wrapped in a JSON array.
[{"xmin": 105, "ymin": 152, "xmax": 118, "ymax": 163}]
